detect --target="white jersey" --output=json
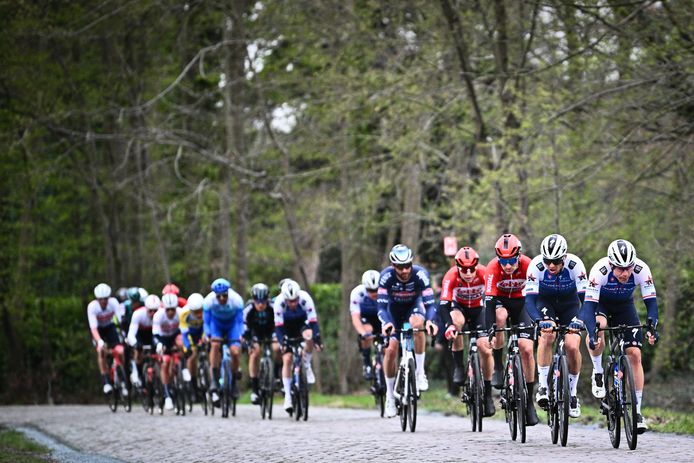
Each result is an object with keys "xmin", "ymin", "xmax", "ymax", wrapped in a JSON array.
[
  {"xmin": 273, "ymin": 290, "xmax": 318, "ymax": 327},
  {"xmin": 153, "ymin": 308, "xmax": 181, "ymax": 337},
  {"xmin": 349, "ymin": 284, "xmax": 369, "ymax": 314},
  {"xmin": 584, "ymin": 257, "xmax": 656, "ymax": 304},
  {"xmin": 87, "ymin": 297, "xmax": 120, "ymax": 329},
  {"xmin": 524, "ymin": 253, "xmax": 588, "ymax": 297},
  {"xmin": 126, "ymin": 307, "xmax": 154, "ymax": 345}
]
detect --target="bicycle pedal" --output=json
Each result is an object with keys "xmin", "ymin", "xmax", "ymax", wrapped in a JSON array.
[{"xmin": 461, "ymin": 393, "xmax": 469, "ymax": 403}]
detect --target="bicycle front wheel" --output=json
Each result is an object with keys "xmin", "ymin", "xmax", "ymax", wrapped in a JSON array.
[
  {"xmin": 300, "ymin": 366, "xmax": 309, "ymax": 421},
  {"xmin": 503, "ymin": 361, "xmax": 517, "ymax": 441},
  {"xmin": 606, "ymin": 363, "xmax": 621, "ymax": 448},
  {"xmin": 397, "ymin": 367, "xmax": 408, "ymax": 432},
  {"xmin": 513, "ymin": 355, "xmax": 527, "ymax": 444},
  {"xmin": 407, "ymin": 358, "xmax": 417, "ymax": 432},
  {"xmin": 471, "ymin": 352, "xmax": 483, "ymax": 432},
  {"xmin": 549, "ymin": 357, "xmax": 559, "ymax": 444},
  {"xmin": 107, "ymin": 366, "xmax": 118, "ymax": 412},
  {"xmin": 621, "ymin": 356, "xmax": 638, "ymax": 450},
  {"xmin": 117, "ymin": 364, "xmax": 131, "ymax": 413},
  {"xmin": 558, "ymin": 354, "xmax": 570, "ymax": 447}
]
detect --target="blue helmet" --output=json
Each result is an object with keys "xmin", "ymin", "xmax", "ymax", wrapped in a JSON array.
[{"xmin": 211, "ymin": 278, "xmax": 231, "ymax": 295}]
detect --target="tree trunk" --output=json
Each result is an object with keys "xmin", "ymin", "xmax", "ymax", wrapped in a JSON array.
[{"xmin": 400, "ymin": 154, "xmax": 422, "ymax": 254}]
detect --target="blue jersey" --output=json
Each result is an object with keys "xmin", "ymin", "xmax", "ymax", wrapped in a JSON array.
[
  {"xmin": 524, "ymin": 253, "xmax": 587, "ymax": 320},
  {"xmin": 202, "ymin": 289, "xmax": 244, "ymax": 335},
  {"xmin": 349, "ymin": 284, "xmax": 379, "ymax": 319},
  {"xmin": 376, "ymin": 265, "xmax": 436, "ymax": 325}
]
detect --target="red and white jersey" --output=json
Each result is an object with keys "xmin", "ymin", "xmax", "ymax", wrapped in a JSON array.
[
  {"xmin": 440, "ymin": 265, "xmax": 487, "ymax": 308},
  {"xmin": 126, "ymin": 307, "xmax": 154, "ymax": 345},
  {"xmin": 153, "ymin": 308, "xmax": 180, "ymax": 337},
  {"xmin": 87, "ymin": 297, "xmax": 120, "ymax": 329},
  {"xmin": 484, "ymin": 255, "xmax": 532, "ymax": 299}
]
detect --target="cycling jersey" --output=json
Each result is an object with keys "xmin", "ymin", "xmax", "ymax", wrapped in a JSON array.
[
  {"xmin": 203, "ymin": 289, "xmax": 245, "ymax": 345},
  {"xmin": 578, "ymin": 257, "xmax": 658, "ymax": 338},
  {"xmin": 524, "ymin": 253, "xmax": 587, "ymax": 321},
  {"xmin": 376, "ymin": 265, "xmax": 436, "ymax": 327},
  {"xmin": 438, "ymin": 264, "xmax": 486, "ymax": 327},
  {"xmin": 274, "ymin": 290, "xmax": 319, "ymax": 340},
  {"xmin": 179, "ymin": 306, "xmax": 204, "ymax": 350},
  {"xmin": 87, "ymin": 297, "xmax": 121, "ymax": 329},
  {"xmin": 484, "ymin": 256, "xmax": 531, "ymax": 299},
  {"xmin": 349, "ymin": 284, "xmax": 379, "ymax": 318},
  {"xmin": 153, "ymin": 308, "xmax": 181, "ymax": 338},
  {"xmin": 126, "ymin": 307, "xmax": 154, "ymax": 346},
  {"xmin": 244, "ymin": 301, "xmax": 275, "ymax": 340}
]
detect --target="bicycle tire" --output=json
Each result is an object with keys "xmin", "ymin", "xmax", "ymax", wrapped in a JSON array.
[
  {"xmin": 621, "ymin": 356, "xmax": 638, "ymax": 450},
  {"xmin": 606, "ymin": 362, "xmax": 621, "ymax": 448},
  {"xmin": 197, "ymin": 358, "xmax": 209, "ymax": 415},
  {"xmin": 558, "ymin": 354, "xmax": 570, "ymax": 447},
  {"xmin": 471, "ymin": 352, "xmax": 483, "ymax": 432},
  {"xmin": 504, "ymin": 359, "xmax": 517, "ymax": 441},
  {"xmin": 407, "ymin": 358, "xmax": 417, "ymax": 432},
  {"xmin": 300, "ymin": 366, "xmax": 309, "ymax": 421},
  {"xmin": 260, "ymin": 358, "xmax": 270, "ymax": 419},
  {"xmin": 117, "ymin": 364, "xmax": 132, "ymax": 413},
  {"xmin": 398, "ymin": 366, "xmax": 408, "ymax": 432},
  {"xmin": 176, "ymin": 364, "xmax": 186, "ymax": 416},
  {"xmin": 107, "ymin": 365, "xmax": 118, "ymax": 412},
  {"xmin": 514, "ymin": 354, "xmax": 527, "ymax": 444},
  {"xmin": 145, "ymin": 361, "xmax": 155, "ymax": 415},
  {"xmin": 293, "ymin": 383, "xmax": 301, "ymax": 421},
  {"xmin": 549, "ymin": 356, "xmax": 559, "ymax": 444},
  {"xmin": 152, "ymin": 362, "xmax": 164, "ymax": 415},
  {"xmin": 464, "ymin": 355, "xmax": 475, "ymax": 431}
]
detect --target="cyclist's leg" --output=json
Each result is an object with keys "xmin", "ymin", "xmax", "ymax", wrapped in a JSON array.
[
  {"xmin": 618, "ymin": 305, "xmax": 646, "ymax": 416},
  {"xmin": 228, "ymin": 322, "xmax": 242, "ymax": 375},
  {"xmin": 208, "ymin": 316, "xmax": 224, "ymax": 393},
  {"xmin": 249, "ymin": 341, "xmax": 260, "ymax": 381},
  {"xmin": 450, "ymin": 307, "xmax": 466, "ymax": 384},
  {"xmin": 360, "ymin": 320, "xmax": 374, "ymax": 368},
  {"xmin": 558, "ymin": 298, "xmax": 582, "ymax": 393},
  {"xmin": 510, "ymin": 301, "xmax": 538, "ymax": 425}
]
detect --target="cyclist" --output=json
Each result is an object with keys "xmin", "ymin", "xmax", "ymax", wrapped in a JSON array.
[
  {"xmin": 116, "ymin": 287, "xmax": 128, "ymax": 304},
  {"xmin": 179, "ymin": 293, "xmax": 205, "ymax": 388},
  {"xmin": 524, "ymin": 234, "xmax": 587, "ymax": 418},
  {"xmin": 274, "ymin": 280, "xmax": 322, "ymax": 414},
  {"xmin": 126, "ymin": 294, "xmax": 161, "ymax": 386},
  {"xmin": 163, "ymin": 283, "xmax": 188, "ymax": 308},
  {"xmin": 117, "ymin": 287, "xmax": 145, "ymax": 338},
  {"xmin": 87, "ymin": 283, "xmax": 124, "ymax": 395},
  {"xmin": 153, "ymin": 293, "xmax": 183, "ymax": 411},
  {"xmin": 439, "ymin": 246, "xmax": 495, "ymax": 417},
  {"xmin": 378, "ymin": 244, "xmax": 439, "ymax": 418},
  {"xmin": 243, "ymin": 283, "xmax": 278, "ymax": 405},
  {"xmin": 484, "ymin": 233, "xmax": 539, "ymax": 426},
  {"xmin": 203, "ymin": 277, "xmax": 245, "ymax": 406},
  {"xmin": 349, "ymin": 269, "xmax": 382, "ymax": 380},
  {"xmin": 575, "ymin": 239, "xmax": 658, "ymax": 433}
]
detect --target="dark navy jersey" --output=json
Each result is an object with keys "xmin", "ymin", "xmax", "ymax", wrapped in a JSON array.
[{"xmin": 377, "ymin": 265, "xmax": 436, "ymax": 325}]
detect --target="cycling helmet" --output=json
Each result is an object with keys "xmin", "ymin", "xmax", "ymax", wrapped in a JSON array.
[
  {"xmin": 607, "ymin": 239, "xmax": 636, "ymax": 267},
  {"xmin": 281, "ymin": 280, "xmax": 301, "ymax": 300},
  {"xmin": 187, "ymin": 293, "xmax": 204, "ymax": 311},
  {"xmin": 145, "ymin": 294, "xmax": 161, "ymax": 310},
  {"xmin": 361, "ymin": 270, "xmax": 380, "ymax": 290},
  {"xmin": 251, "ymin": 283, "xmax": 269, "ymax": 301},
  {"xmin": 162, "ymin": 293, "xmax": 178, "ymax": 309},
  {"xmin": 455, "ymin": 246, "xmax": 479, "ymax": 268},
  {"xmin": 128, "ymin": 286, "xmax": 142, "ymax": 303},
  {"xmin": 540, "ymin": 234, "xmax": 568, "ymax": 260},
  {"xmin": 138, "ymin": 288, "xmax": 149, "ymax": 300},
  {"xmin": 495, "ymin": 234, "xmax": 522, "ymax": 258},
  {"xmin": 116, "ymin": 287, "xmax": 128, "ymax": 303},
  {"xmin": 389, "ymin": 244, "xmax": 413, "ymax": 265},
  {"xmin": 162, "ymin": 283, "xmax": 180, "ymax": 295},
  {"xmin": 211, "ymin": 278, "xmax": 231, "ymax": 295},
  {"xmin": 94, "ymin": 283, "xmax": 111, "ymax": 299}
]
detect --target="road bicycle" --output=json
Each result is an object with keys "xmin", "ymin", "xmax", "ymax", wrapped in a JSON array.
[
  {"xmin": 368, "ymin": 334, "xmax": 387, "ymax": 418},
  {"xmin": 541, "ymin": 324, "xmax": 572, "ymax": 446},
  {"xmin": 170, "ymin": 348, "xmax": 188, "ymax": 416},
  {"xmin": 285, "ymin": 337, "xmax": 310, "ymax": 421},
  {"xmin": 138, "ymin": 345, "xmax": 163, "ymax": 414},
  {"xmin": 457, "ymin": 327, "xmax": 486, "ymax": 432},
  {"xmin": 219, "ymin": 341, "xmax": 240, "ymax": 418},
  {"xmin": 257, "ymin": 338, "xmax": 276, "ymax": 420},
  {"xmin": 489, "ymin": 324, "xmax": 534, "ymax": 443},
  {"xmin": 597, "ymin": 320, "xmax": 657, "ymax": 450},
  {"xmin": 195, "ymin": 343, "xmax": 210, "ymax": 415},
  {"xmin": 106, "ymin": 344, "xmax": 131, "ymax": 413}
]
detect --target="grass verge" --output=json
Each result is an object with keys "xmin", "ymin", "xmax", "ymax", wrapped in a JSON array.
[{"xmin": 0, "ymin": 425, "xmax": 54, "ymax": 463}]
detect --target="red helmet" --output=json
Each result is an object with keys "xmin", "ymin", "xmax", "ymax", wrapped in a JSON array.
[
  {"xmin": 455, "ymin": 246, "xmax": 479, "ymax": 268},
  {"xmin": 495, "ymin": 234, "xmax": 522, "ymax": 258},
  {"xmin": 162, "ymin": 283, "xmax": 180, "ymax": 296}
]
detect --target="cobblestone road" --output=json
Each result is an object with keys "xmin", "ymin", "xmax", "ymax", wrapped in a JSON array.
[{"xmin": 2, "ymin": 404, "xmax": 693, "ymax": 462}]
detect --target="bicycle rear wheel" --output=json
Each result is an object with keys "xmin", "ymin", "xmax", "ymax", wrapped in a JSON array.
[
  {"xmin": 471, "ymin": 352, "xmax": 483, "ymax": 432},
  {"xmin": 513, "ymin": 355, "xmax": 527, "ymax": 444},
  {"xmin": 606, "ymin": 363, "xmax": 621, "ymax": 448},
  {"xmin": 621, "ymin": 357, "xmax": 638, "ymax": 450},
  {"xmin": 407, "ymin": 358, "xmax": 417, "ymax": 432},
  {"xmin": 558, "ymin": 355, "xmax": 570, "ymax": 446}
]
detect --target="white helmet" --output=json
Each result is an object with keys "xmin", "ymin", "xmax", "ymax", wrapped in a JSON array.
[
  {"xmin": 162, "ymin": 293, "xmax": 178, "ymax": 309},
  {"xmin": 389, "ymin": 244, "xmax": 413, "ymax": 265},
  {"xmin": 187, "ymin": 293, "xmax": 204, "ymax": 311},
  {"xmin": 94, "ymin": 283, "xmax": 111, "ymax": 299},
  {"xmin": 540, "ymin": 234, "xmax": 568, "ymax": 260},
  {"xmin": 607, "ymin": 239, "xmax": 636, "ymax": 268},
  {"xmin": 145, "ymin": 294, "xmax": 161, "ymax": 310},
  {"xmin": 361, "ymin": 270, "xmax": 380, "ymax": 290},
  {"xmin": 281, "ymin": 280, "xmax": 301, "ymax": 301},
  {"xmin": 138, "ymin": 288, "xmax": 149, "ymax": 300}
]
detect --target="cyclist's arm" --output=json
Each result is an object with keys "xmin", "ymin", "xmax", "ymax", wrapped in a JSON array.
[
  {"xmin": 438, "ymin": 299, "xmax": 454, "ymax": 327},
  {"xmin": 179, "ymin": 309, "xmax": 192, "ymax": 350},
  {"xmin": 126, "ymin": 313, "xmax": 139, "ymax": 346},
  {"xmin": 635, "ymin": 261, "xmax": 658, "ymax": 323},
  {"xmin": 273, "ymin": 299, "xmax": 285, "ymax": 340},
  {"xmin": 90, "ymin": 327, "xmax": 102, "ymax": 345}
]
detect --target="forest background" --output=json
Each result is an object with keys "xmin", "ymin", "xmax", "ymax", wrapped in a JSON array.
[{"xmin": 1, "ymin": 0, "xmax": 692, "ymax": 406}]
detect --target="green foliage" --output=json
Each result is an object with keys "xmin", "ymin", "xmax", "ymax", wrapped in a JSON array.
[{"xmin": 0, "ymin": 426, "xmax": 51, "ymax": 463}]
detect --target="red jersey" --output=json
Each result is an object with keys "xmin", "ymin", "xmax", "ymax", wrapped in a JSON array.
[
  {"xmin": 484, "ymin": 255, "xmax": 531, "ymax": 299},
  {"xmin": 440, "ymin": 265, "xmax": 487, "ymax": 308}
]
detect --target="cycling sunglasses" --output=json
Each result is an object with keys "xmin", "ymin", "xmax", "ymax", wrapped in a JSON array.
[
  {"xmin": 394, "ymin": 263, "xmax": 412, "ymax": 270},
  {"xmin": 610, "ymin": 263, "xmax": 634, "ymax": 271},
  {"xmin": 456, "ymin": 265, "xmax": 476, "ymax": 273},
  {"xmin": 543, "ymin": 257, "xmax": 564, "ymax": 266},
  {"xmin": 498, "ymin": 256, "xmax": 519, "ymax": 266}
]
